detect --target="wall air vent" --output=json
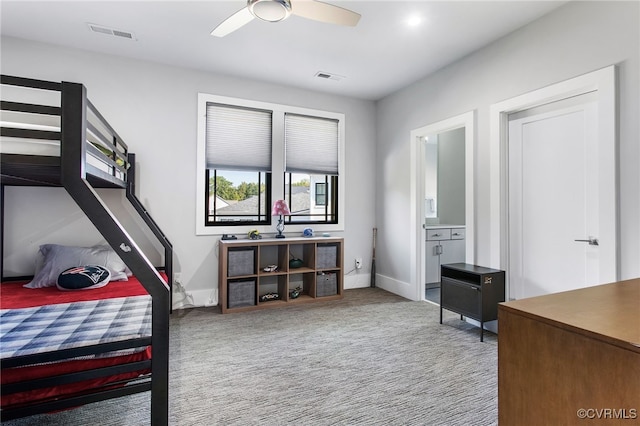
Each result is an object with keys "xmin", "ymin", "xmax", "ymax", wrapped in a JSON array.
[
  {"xmin": 87, "ymin": 23, "xmax": 136, "ymax": 40},
  {"xmin": 315, "ymin": 71, "xmax": 344, "ymax": 82}
]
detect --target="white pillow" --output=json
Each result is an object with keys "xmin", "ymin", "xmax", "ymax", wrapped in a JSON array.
[
  {"xmin": 24, "ymin": 244, "xmax": 130, "ymax": 289},
  {"xmin": 91, "ymin": 245, "xmax": 133, "ymax": 278}
]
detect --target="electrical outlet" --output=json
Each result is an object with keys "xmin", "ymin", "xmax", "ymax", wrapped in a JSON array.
[{"xmin": 355, "ymin": 257, "xmax": 362, "ymax": 269}]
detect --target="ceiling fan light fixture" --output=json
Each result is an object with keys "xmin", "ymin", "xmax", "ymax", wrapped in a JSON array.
[
  {"xmin": 249, "ymin": 0, "xmax": 292, "ymax": 22},
  {"xmin": 211, "ymin": 0, "xmax": 360, "ymax": 37}
]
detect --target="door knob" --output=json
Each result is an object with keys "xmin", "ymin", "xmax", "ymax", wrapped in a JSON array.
[{"xmin": 574, "ymin": 237, "xmax": 599, "ymax": 246}]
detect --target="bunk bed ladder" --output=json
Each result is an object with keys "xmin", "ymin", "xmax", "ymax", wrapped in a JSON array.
[{"xmin": 60, "ymin": 81, "xmax": 169, "ymax": 426}]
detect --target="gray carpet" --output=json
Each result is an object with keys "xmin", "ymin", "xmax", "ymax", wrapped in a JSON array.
[{"xmin": 3, "ymin": 288, "xmax": 498, "ymax": 426}]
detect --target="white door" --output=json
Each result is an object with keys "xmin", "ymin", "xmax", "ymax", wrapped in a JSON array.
[{"xmin": 508, "ymin": 92, "xmax": 615, "ymax": 299}]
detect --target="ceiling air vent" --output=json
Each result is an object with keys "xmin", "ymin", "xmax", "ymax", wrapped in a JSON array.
[
  {"xmin": 315, "ymin": 71, "xmax": 344, "ymax": 82},
  {"xmin": 87, "ymin": 23, "xmax": 136, "ymax": 40}
]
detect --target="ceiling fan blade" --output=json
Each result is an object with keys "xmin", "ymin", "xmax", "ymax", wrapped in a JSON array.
[
  {"xmin": 291, "ymin": 0, "xmax": 361, "ymax": 27},
  {"xmin": 211, "ymin": 7, "xmax": 254, "ymax": 37}
]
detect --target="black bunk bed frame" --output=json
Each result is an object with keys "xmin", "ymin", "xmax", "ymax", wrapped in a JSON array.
[{"xmin": 0, "ymin": 75, "xmax": 171, "ymax": 425}]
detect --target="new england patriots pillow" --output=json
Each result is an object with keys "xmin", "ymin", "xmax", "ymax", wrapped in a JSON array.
[{"xmin": 56, "ymin": 265, "xmax": 111, "ymax": 291}]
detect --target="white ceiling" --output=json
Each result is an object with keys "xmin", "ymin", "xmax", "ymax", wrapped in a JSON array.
[{"xmin": 0, "ymin": 0, "xmax": 567, "ymax": 101}]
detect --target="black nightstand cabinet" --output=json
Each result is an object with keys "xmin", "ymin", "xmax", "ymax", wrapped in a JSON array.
[{"xmin": 440, "ymin": 263, "xmax": 505, "ymax": 341}]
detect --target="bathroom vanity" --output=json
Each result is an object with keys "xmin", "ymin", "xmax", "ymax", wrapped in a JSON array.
[{"xmin": 425, "ymin": 225, "xmax": 465, "ymax": 286}]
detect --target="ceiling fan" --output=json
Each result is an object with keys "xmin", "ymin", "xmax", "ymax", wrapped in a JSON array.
[{"xmin": 211, "ymin": 0, "xmax": 361, "ymax": 37}]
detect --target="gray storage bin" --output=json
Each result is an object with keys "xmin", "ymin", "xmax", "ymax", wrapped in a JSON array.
[
  {"xmin": 228, "ymin": 280, "xmax": 256, "ymax": 308},
  {"xmin": 228, "ymin": 248, "xmax": 255, "ymax": 276},
  {"xmin": 316, "ymin": 272, "xmax": 337, "ymax": 297},
  {"xmin": 316, "ymin": 244, "xmax": 338, "ymax": 269}
]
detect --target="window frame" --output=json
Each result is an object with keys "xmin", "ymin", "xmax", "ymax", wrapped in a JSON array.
[{"xmin": 196, "ymin": 93, "xmax": 345, "ymax": 236}]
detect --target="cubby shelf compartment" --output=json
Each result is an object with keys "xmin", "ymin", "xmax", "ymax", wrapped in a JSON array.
[{"xmin": 218, "ymin": 237, "xmax": 343, "ymax": 314}]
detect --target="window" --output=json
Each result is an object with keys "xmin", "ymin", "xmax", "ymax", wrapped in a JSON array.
[
  {"xmin": 284, "ymin": 113, "xmax": 338, "ymax": 224},
  {"xmin": 197, "ymin": 94, "xmax": 345, "ymax": 235},
  {"xmin": 204, "ymin": 103, "xmax": 272, "ymax": 225}
]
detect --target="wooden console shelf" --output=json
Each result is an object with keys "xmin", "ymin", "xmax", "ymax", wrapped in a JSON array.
[{"xmin": 218, "ymin": 237, "xmax": 343, "ymax": 314}]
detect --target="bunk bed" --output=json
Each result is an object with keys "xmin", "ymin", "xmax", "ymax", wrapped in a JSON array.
[{"xmin": 0, "ymin": 75, "xmax": 172, "ymax": 425}]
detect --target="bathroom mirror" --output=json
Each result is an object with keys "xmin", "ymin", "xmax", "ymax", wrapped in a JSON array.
[{"xmin": 424, "ymin": 127, "xmax": 465, "ymax": 225}]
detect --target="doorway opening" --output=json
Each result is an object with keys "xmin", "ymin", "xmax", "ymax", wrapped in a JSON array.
[{"xmin": 410, "ymin": 111, "xmax": 475, "ymax": 302}]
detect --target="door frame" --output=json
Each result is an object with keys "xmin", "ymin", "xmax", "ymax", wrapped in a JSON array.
[
  {"xmin": 410, "ymin": 111, "xmax": 475, "ymax": 301},
  {"xmin": 489, "ymin": 65, "xmax": 618, "ymax": 299}
]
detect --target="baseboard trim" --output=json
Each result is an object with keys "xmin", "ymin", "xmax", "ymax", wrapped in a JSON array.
[
  {"xmin": 344, "ymin": 272, "xmax": 370, "ymax": 289},
  {"xmin": 375, "ymin": 273, "xmax": 417, "ymax": 301}
]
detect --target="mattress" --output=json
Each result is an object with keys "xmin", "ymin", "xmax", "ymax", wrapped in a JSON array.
[
  {"xmin": 0, "ymin": 276, "xmax": 154, "ymax": 408},
  {"xmin": 0, "ymin": 295, "xmax": 151, "ymax": 359}
]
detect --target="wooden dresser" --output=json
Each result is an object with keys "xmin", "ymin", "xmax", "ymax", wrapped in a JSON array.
[{"xmin": 498, "ymin": 278, "xmax": 640, "ymax": 425}]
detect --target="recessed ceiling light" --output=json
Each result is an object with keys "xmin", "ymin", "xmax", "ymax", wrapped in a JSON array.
[{"xmin": 407, "ymin": 15, "xmax": 422, "ymax": 27}]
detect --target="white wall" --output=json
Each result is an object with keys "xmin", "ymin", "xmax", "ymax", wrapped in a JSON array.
[
  {"xmin": 1, "ymin": 37, "xmax": 377, "ymax": 307},
  {"xmin": 3, "ymin": 187, "xmax": 164, "ymax": 274},
  {"xmin": 375, "ymin": 1, "xmax": 639, "ymax": 295}
]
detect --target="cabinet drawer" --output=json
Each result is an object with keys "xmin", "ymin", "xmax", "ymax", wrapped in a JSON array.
[
  {"xmin": 450, "ymin": 228, "xmax": 465, "ymax": 240},
  {"xmin": 441, "ymin": 276, "xmax": 481, "ymax": 319},
  {"xmin": 426, "ymin": 229, "xmax": 451, "ymax": 241}
]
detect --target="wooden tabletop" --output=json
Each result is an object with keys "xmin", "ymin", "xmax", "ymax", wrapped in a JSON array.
[{"xmin": 500, "ymin": 278, "xmax": 640, "ymax": 352}]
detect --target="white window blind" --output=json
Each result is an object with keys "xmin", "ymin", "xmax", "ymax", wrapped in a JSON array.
[
  {"xmin": 285, "ymin": 113, "xmax": 339, "ymax": 175},
  {"xmin": 206, "ymin": 103, "xmax": 272, "ymax": 171}
]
